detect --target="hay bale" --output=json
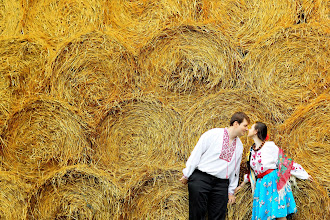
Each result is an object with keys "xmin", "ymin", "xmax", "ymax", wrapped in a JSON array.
[
  {"xmin": 103, "ymin": 0, "xmax": 204, "ymax": 48},
  {"xmin": 181, "ymin": 89, "xmax": 276, "ymax": 160},
  {"xmin": 0, "ymin": 0, "xmax": 23, "ymax": 36},
  {"xmin": 199, "ymin": 0, "xmax": 246, "ymax": 35},
  {"xmin": 95, "ymin": 95, "xmax": 182, "ymax": 168},
  {"xmin": 1, "ymin": 96, "xmax": 92, "ymax": 180},
  {"xmin": 227, "ymin": 184, "xmax": 253, "ymax": 220},
  {"xmin": 137, "ymin": 25, "xmax": 242, "ymax": 93},
  {"xmin": 0, "ymin": 171, "xmax": 29, "ymax": 220},
  {"xmin": 290, "ymin": 0, "xmax": 330, "ymax": 24},
  {"xmin": 277, "ymin": 93, "xmax": 330, "ymax": 194},
  {"xmin": 241, "ymin": 24, "xmax": 329, "ymax": 123},
  {"xmin": 0, "ymin": 74, "xmax": 11, "ymax": 133},
  {"xmin": 121, "ymin": 166, "xmax": 188, "ymax": 220},
  {"xmin": 235, "ymin": 0, "xmax": 298, "ymax": 48},
  {"xmin": 47, "ymin": 31, "xmax": 136, "ymax": 128},
  {"xmin": 22, "ymin": 0, "xmax": 104, "ymax": 45},
  {"xmin": 27, "ymin": 165, "xmax": 123, "ymax": 219},
  {"xmin": 0, "ymin": 36, "xmax": 50, "ymax": 99},
  {"xmin": 291, "ymin": 179, "xmax": 330, "ymax": 219}
]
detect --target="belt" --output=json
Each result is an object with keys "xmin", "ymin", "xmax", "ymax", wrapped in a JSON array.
[{"xmin": 257, "ymin": 169, "xmax": 275, "ymax": 179}]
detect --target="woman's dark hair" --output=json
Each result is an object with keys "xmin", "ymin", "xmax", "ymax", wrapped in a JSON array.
[
  {"xmin": 254, "ymin": 122, "xmax": 268, "ymax": 141},
  {"xmin": 229, "ymin": 112, "xmax": 250, "ymax": 126}
]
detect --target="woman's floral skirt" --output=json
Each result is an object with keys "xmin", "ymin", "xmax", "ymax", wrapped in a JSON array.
[{"xmin": 252, "ymin": 169, "xmax": 296, "ymax": 220}]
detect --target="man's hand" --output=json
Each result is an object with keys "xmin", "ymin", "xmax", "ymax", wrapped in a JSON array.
[
  {"xmin": 308, "ymin": 175, "xmax": 314, "ymax": 182},
  {"xmin": 179, "ymin": 176, "xmax": 188, "ymax": 184},
  {"xmin": 228, "ymin": 194, "xmax": 236, "ymax": 205}
]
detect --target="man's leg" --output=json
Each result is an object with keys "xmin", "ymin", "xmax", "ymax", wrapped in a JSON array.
[
  {"xmin": 188, "ymin": 170, "xmax": 212, "ymax": 220},
  {"xmin": 207, "ymin": 179, "xmax": 229, "ymax": 220}
]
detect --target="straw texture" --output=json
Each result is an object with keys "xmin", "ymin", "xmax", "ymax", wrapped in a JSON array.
[
  {"xmin": 0, "ymin": 0, "xmax": 328, "ymax": 219},
  {"xmin": 27, "ymin": 165, "xmax": 123, "ymax": 219},
  {"xmin": 0, "ymin": 171, "xmax": 28, "ymax": 220},
  {"xmin": 0, "ymin": 36, "xmax": 50, "ymax": 99},
  {"xmin": 138, "ymin": 25, "xmax": 242, "ymax": 93},
  {"xmin": 22, "ymin": 0, "xmax": 104, "ymax": 45},
  {"xmin": 47, "ymin": 31, "xmax": 136, "ymax": 127},
  {"xmin": 2, "ymin": 96, "xmax": 92, "ymax": 181},
  {"xmin": 95, "ymin": 95, "xmax": 182, "ymax": 168},
  {"xmin": 0, "ymin": 0, "xmax": 23, "ymax": 36}
]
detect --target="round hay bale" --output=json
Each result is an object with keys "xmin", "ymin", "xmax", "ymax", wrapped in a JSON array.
[
  {"xmin": 103, "ymin": 0, "xmax": 203, "ymax": 47},
  {"xmin": 2, "ymin": 96, "xmax": 92, "ymax": 180},
  {"xmin": 235, "ymin": 0, "xmax": 297, "ymax": 47},
  {"xmin": 241, "ymin": 24, "xmax": 329, "ymax": 122},
  {"xmin": 0, "ymin": 0, "xmax": 23, "ymax": 36},
  {"xmin": 137, "ymin": 25, "xmax": 242, "ymax": 93},
  {"xmin": 181, "ymin": 89, "xmax": 275, "ymax": 160},
  {"xmin": 291, "ymin": 179, "xmax": 330, "ymax": 219},
  {"xmin": 22, "ymin": 0, "xmax": 104, "ymax": 44},
  {"xmin": 0, "ymin": 36, "xmax": 50, "ymax": 99},
  {"xmin": 199, "ymin": 0, "xmax": 247, "ymax": 35},
  {"xmin": 277, "ymin": 94, "xmax": 330, "ymax": 193},
  {"xmin": 27, "ymin": 165, "xmax": 123, "ymax": 219},
  {"xmin": 0, "ymin": 171, "xmax": 29, "ymax": 220},
  {"xmin": 47, "ymin": 31, "xmax": 136, "ymax": 127},
  {"xmin": 227, "ymin": 184, "xmax": 252, "ymax": 220},
  {"xmin": 0, "ymin": 74, "xmax": 11, "ymax": 133},
  {"xmin": 290, "ymin": 0, "xmax": 330, "ymax": 24},
  {"xmin": 123, "ymin": 167, "xmax": 188, "ymax": 220},
  {"xmin": 95, "ymin": 95, "xmax": 182, "ymax": 168}
]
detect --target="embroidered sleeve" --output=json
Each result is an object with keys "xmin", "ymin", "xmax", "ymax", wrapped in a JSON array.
[
  {"xmin": 290, "ymin": 162, "xmax": 309, "ymax": 179},
  {"xmin": 228, "ymin": 145, "xmax": 242, "ymax": 195}
]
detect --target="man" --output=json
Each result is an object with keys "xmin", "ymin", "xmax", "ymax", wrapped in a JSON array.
[{"xmin": 180, "ymin": 112, "xmax": 250, "ymax": 220}]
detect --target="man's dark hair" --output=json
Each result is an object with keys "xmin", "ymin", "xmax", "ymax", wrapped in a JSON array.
[{"xmin": 229, "ymin": 112, "xmax": 250, "ymax": 126}]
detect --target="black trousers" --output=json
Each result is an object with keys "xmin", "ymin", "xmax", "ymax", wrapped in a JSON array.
[{"xmin": 188, "ymin": 169, "xmax": 229, "ymax": 220}]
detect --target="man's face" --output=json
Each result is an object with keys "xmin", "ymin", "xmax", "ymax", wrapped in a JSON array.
[{"xmin": 235, "ymin": 119, "xmax": 249, "ymax": 137}]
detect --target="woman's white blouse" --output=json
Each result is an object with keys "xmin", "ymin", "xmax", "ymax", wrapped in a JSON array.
[{"xmin": 244, "ymin": 141, "xmax": 309, "ymax": 182}]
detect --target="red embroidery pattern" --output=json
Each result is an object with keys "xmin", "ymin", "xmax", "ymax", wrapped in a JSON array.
[{"xmin": 219, "ymin": 128, "xmax": 237, "ymax": 162}]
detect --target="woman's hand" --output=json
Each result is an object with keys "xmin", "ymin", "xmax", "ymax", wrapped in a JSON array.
[{"xmin": 234, "ymin": 182, "xmax": 246, "ymax": 194}]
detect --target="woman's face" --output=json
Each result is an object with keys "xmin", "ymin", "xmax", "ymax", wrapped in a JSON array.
[{"xmin": 248, "ymin": 124, "xmax": 258, "ymax": 137}]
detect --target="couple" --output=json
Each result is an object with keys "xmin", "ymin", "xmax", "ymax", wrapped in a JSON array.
[{"xmin": 180, "ymin": 112, "xmax": 312, "ymax": 220}]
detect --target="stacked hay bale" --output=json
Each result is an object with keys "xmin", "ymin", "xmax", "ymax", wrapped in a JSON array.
[
  {"xmin": 0, "ymin": 36, "xmax": 50, "ymax": 99},
  {"xmin": 137, "ymin": 25, "xmax": 242, "ymax": 93},
  {"xmin": 0, "ymin": 74, "xmax": 10, "ymax": 133},
  {"xmin": 1, "ymin": 97, "xmax": 92, "ymax": 182},
  {"xmin": 47, "ymin": 30, "xmax": 137, "ymax": 128},
  {"xmin": 103, "ymin": 0, "xmax": 205, "ymax": 48},
  {"xmin": 21, "ymin": 0, "xmax": 104, "ymax": 46},
  {"xmin": 0, "ymin": 171, "xmax": 29, "ymax": 219},
  {"xmin": 0, "ymin": 0, "xmax": 23, "ymax": 36},
  {"xmin": 0, "ymin": 0, "xmax": 328, "ymax": 219},
  {"xmin": 95, "ymin": 95, "xmax": 182, "ymax": 167},
  {"xmin": 241, "ymin": 23, "xmax": 329, "ymax": 123},
  {"xmin": 122, "ymin": 167, "xmax": 188, "ymax": 219},
  {"xmin": 27, "ymin": 165, "xmax": 123, "ymax": 219}
]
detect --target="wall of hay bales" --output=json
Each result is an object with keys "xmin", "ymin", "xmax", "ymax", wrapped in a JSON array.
[{"xmin": 0, "ymin": 0, "xmax": 328, "ymax": 219}]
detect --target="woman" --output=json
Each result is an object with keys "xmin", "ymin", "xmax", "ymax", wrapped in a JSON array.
[{"xmin": 236, "ymin": 122, "xmax": 312, "ymax": 220}]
